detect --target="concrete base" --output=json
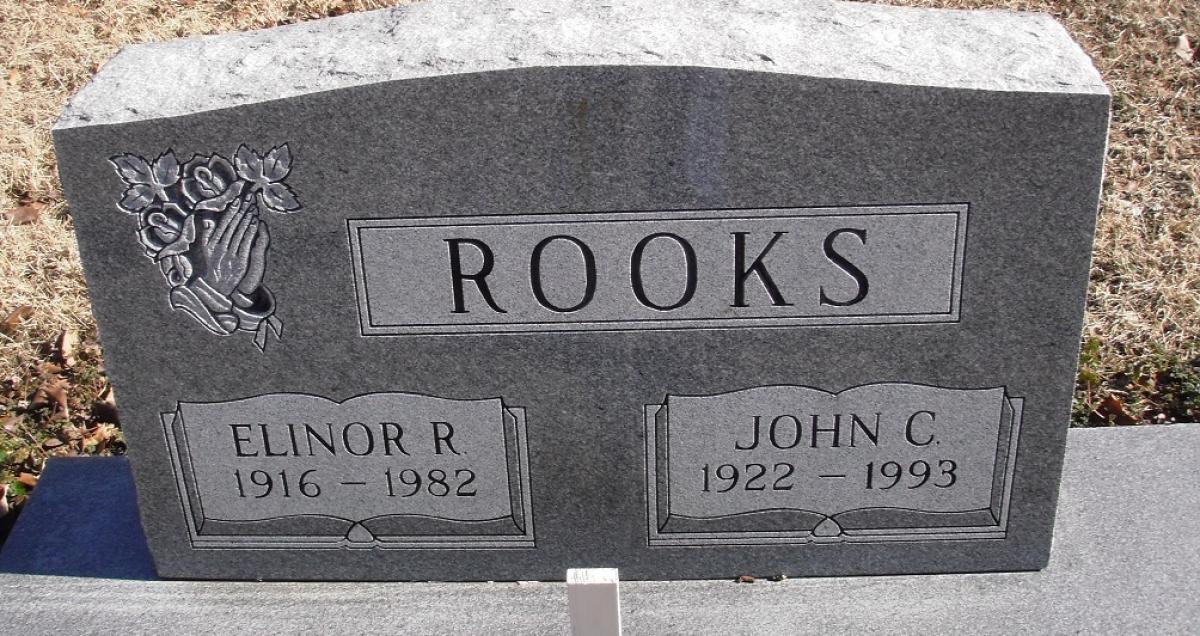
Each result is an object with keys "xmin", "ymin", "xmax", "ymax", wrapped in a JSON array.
[{"xmin": 1, "ymin": 426, "xmax": 1196, "ymax": 633}]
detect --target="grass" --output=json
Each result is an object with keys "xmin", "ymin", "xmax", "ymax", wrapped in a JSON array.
[{"xmin": 0, "ymin": 0, "xmax": 1197, "ymax": 515}]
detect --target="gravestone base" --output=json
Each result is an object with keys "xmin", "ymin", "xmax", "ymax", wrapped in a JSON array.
[{"xmin": 1, "ymin": 426, "xmax": 1195, "ymax": 632}]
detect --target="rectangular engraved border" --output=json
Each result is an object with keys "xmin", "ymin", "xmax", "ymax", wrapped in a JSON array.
[
  {"xmin": 348, "ymin": 203, "xmax": 969, "ymax": 336},
  {"xmin": 643, "ymin": 384, "xmax": 1023, "ymax": 547},
  {"xmin": 162, "ymin": 394, "xmax": 536, "ymax": 550}
]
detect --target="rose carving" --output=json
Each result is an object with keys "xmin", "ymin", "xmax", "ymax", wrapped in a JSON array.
[
  {"xmin": 137, "ymin": 202, "xmax": 196, "ymax": 260},
  {"xmin": 109, "ymin": 145, "xmax": 300, "ymax": 351},
  {"xmin": 181, "ymin": 153, "xmax": 244, "ymax": 212}
]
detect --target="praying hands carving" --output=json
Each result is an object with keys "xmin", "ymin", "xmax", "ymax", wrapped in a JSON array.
[{"xmin": 110, "ymin": 145, "xmax": 300, "ymax": 351}]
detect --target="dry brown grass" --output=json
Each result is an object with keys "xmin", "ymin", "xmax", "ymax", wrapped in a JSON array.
[
  {"xmin": 0, "ymin": 0, "xmax": 401, "ymax": 508},
  {"xmin": 0, "ymin": 0, "xmax": 1197, "ymax": 504},
  {"xmin": 875, "ymin": 4, "xmax": 1199, "ymax": 422},
  {"xmin": 885, "ymin": 0, "xmax": 1200, "ymax": 375},
  {"xmin": 1, "ymin": 1, "xmax": 400, "ymax": 378}
]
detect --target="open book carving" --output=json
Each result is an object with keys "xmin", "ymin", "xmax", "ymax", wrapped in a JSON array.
[
  {"xmin": 645, "ymin": 383, "xmax": 1021, "ymax": 546},
  {"xmin": 163, "ymin": 392, "xmax": 534, "ymax": 549}
]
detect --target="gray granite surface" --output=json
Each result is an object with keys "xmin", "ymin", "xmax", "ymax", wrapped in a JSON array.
[
  {"xmin": 52, "ymin": 0, "xmax": 1109, "ymax": 580},
  {"xmin": 56, "ymin": 0, "xmax": 1106, "ymax": 129},
  {"xmin": 2, "ymin": 427, "xmax": 1195, "ymax": 634}
]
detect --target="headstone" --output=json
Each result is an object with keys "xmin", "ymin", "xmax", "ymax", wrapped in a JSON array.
[{"xmin": 52, "ymin": 0, "xmax": 1109, "ymax": 580}]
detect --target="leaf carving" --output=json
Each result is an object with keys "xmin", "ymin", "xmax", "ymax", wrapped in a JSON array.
[
  {"xmin": 152, "ymin": 151, "xmax": 181, "ymax": 189},
  {"xmin": 118, "ymin": 183, "xmax": 156, "ymax": 213},
  {"xmin": 260, "ymin": 182, "xmax": 301, "ymax": 213},
  {"xmin": 262, "ymin": 144, "xmax": 292, "ymax": 182},
  {"xmin": 234, "ymin": 145, "xmax": 265, "ymax": 183},
  {"xmin": 111, "ymin": 151, "xmax": 180, "ymax": 209},
  {"xmin": 109, "ymin": 154, "xmax": 154, "ymax": 185}
]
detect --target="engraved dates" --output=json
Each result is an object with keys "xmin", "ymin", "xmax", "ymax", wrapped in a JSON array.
[
  {"xmin": 163, "ymin": 392, "xmax": 534, "ymax": 549},
  {"xmin": 645, "ymin": 383, "xmax": 1022, "ymax": 545}
]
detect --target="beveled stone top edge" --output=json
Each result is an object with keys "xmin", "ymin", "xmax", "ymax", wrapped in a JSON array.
[{"xmin": 55, "ymin": 0, "xmax": 1108, "ymax": 130}]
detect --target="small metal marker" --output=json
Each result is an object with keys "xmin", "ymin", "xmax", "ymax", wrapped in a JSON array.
[{"xmin": 567, "ymin": 568, "xmax": 622, "ymax": 636}]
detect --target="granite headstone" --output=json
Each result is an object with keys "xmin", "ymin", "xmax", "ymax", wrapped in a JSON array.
[{"xmin": 52, "ymin": 0, "xmax": 1109, "ymax": 580}]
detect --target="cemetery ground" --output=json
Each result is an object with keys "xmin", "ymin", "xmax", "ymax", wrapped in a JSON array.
[{"xmin": 0, "ymin": 0, "xmax": 1196, "ymax": 542}]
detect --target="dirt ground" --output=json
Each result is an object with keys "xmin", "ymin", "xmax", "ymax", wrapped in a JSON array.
[{"xmin": 0, "ymin": 1, "xmax": 1197, "ymax": 513}]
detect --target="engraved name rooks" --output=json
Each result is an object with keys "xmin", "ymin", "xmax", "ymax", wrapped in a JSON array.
[
  {"xmin": 349, "ymin": 205, "xmax": 968, "ymax": 335},
  {"xmin": 442, "ymin": 227, "xmax": 867, "ymax": 313}
]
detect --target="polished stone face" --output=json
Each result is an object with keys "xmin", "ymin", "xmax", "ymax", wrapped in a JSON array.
[{"xmin": 53, "ymin": 0, "xmax": 1109, "ymax": 580}]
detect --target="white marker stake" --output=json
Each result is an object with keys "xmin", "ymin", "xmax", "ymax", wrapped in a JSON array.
[{"xmin": 567, "ymin": 568, "xmax": 622, "ymax": 636}]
